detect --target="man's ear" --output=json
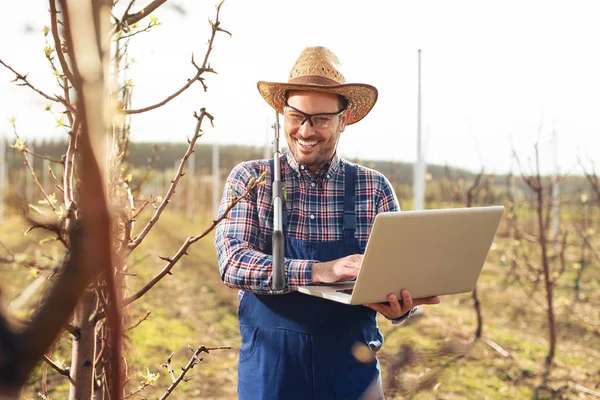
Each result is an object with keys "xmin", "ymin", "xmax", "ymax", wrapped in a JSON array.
[{"xmin": 340, "ymin": 109, "xmax": 352, "ymax": 132}]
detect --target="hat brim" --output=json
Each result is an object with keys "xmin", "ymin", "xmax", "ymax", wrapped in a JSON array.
[{"xmin": 257, "ymin": 81, "xmax": 378, "ymax": 125}]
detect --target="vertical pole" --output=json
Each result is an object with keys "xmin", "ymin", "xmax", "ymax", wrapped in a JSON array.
[
  {"xmin": 413, "ymin": 49, "xmax": 426, "ymax": 210},
  {"xmin": 212, "ymin": 142, "xmax": 220, "ymax": 218}
]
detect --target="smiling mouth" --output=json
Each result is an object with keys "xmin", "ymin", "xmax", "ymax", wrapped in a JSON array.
[{"xmin": 297, "ymin": 138, "xmax": 318, "ymax": 147}]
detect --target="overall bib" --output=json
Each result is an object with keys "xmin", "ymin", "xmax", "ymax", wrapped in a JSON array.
[{"xmin": 237, "ymin": 161, "xmax": 384, "ymax": 400}]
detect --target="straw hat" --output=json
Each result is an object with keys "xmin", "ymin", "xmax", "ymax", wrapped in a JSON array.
[{"xmin": 257, "ymin": 46, "xmax": 378, "ymax": 125}]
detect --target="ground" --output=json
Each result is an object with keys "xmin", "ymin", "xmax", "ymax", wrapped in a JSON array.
[{"xmin": 1, "ymin": 210, "xmax": 598, "ymax": 399}]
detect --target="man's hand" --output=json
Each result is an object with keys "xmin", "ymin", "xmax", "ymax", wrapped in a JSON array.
[
  {"xmin": 365, "ymin": 289, "xmax": 440, "ymax": 320},
  {"xmin": 312, "ymin": 254, "xmax": 363, "ymax": 283}
]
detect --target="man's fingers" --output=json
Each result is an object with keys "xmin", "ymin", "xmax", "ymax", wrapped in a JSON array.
[
  {"xmin": 414, "ymin": 296, "xmax": 441, "ymax": 305},
  {"xmin": 387, "ymin": 294, "xmax": 403, "ymax": 314},
  {"xmin": 399, "ymin": 290, "xmax": 414, "ymax": 312}
]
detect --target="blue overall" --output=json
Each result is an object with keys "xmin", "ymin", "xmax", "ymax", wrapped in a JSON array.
[{"xmin": 237, "ymin": 161, "xmax": 384, "ymax": 400}]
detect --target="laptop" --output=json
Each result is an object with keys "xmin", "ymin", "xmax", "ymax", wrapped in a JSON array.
[{"xmin": 297, "ymin": 206, "xmax": 504, "ymax": 305}]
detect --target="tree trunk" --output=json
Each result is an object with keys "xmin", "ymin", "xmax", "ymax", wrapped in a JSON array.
[
  {"xmin": 69, "ymin": 290, "xmax": 97, "ymax": 400},
  {"xmin": 535, "ymin": 189, "xmax": 556, "ymax": 369}
]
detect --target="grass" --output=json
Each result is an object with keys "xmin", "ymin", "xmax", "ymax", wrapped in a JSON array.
[{"xmin": 1, "ymin": 209, "xmax": 599, "ymax": 399}]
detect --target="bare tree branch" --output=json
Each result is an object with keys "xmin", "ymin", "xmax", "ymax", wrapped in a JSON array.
[
  {"xmin": 124, "ymin": 310, "xmax": 151, "ymax": 332},
  {"xmin": 24, "ymin": 220, "xmax": 68, "ymax": 248},
  {"xmin": 123, "ymin": 2, "xmax": 229, "ymax": 114},
  {"xmin": 122, "ymin": 0, "xmax": 167, "ymax": 27},
  {"xmin": 124, "ymin": 173, "xmax": 264, "ymax": 306},
  {"xmin": 48, "ymin": 166, "xmax": 65, "ymax": 194},
  {"xmin": 63, "ymin": 121, "xmax": 79, "ymax": 225},
  {"xmin": 17, "ymin": 139, "xmax": 59, "ymax": 213},
  {"xmin": 49, "ymin": 0, "xmax": 75, "ymax": 83},
  {"xmin": 95, "ymin": 172, "xmax": 265, "ymax": 322},
  {"xmin": 158, "ymin": 345, "xmax": 232, "ymax": 400},
  {"xmin": 580, "ymin": 158, "xmax": 600, "ymax": 204},
  {"xmin": 42, "ymin": 355, "xmax": 71, "ymax": 378},
  {"xmin": 127, "ymin": 108, "xmax": 214, "ymax": 253},
  {"xmin": 0, "ymin": 59, "xmax": 74, "ymax": 113}
]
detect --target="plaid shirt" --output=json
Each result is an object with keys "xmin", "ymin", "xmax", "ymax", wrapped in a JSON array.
[{"xmin": 214, "ymin": 152, "xmax": 400, "ymax": 295}]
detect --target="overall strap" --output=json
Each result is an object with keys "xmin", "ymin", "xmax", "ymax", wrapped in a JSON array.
[
  {"xmin": 343, "ymin": 162, "xmax": 357, "ymax": 241},
  {"xmin": 268, "ymin": 159, "xmax": 288, "ymax": 232}
]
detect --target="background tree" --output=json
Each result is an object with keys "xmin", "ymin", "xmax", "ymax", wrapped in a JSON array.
[{"xmin": 511, "ymin": 143, "xmax": 568, "ymax": 379}]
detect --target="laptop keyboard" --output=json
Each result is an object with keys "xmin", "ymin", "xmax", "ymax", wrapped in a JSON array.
[{"xmin": 336, "ymin": 288, "xmax": 354, "ymax": 295}]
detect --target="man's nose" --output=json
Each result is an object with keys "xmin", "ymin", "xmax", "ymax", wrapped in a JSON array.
[{"xmin": 297, "ymin": 119, "xmax": 314, "ymax": 136}]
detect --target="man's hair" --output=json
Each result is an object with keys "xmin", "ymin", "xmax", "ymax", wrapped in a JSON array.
[{"xmin": 285, "ymin": 91, "xmax": 347, "ymax": 111}]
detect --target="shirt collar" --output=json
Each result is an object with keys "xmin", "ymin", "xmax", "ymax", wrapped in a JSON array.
[{"xmin": 284, "ymin": 152, "xmax": 342, "ymax": 181}]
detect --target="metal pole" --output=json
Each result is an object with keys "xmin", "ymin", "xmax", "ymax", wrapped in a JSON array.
[
  {"xmin": 271, "ymin": 111, "xmax": 285, "ymax": 291},
  {"xmin": 413, "ymin": 49, "xmax": 426, "ymax": 210}
]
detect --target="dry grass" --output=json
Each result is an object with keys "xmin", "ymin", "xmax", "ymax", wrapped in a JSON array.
[{"xmin": 1, "ymin": 210, "xmax": 598, "ymax": 399}]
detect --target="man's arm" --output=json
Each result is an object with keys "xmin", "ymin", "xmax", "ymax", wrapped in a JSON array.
[{"xmin": 214, "ymin": 163, "xmax": 315, "ymax": 294}]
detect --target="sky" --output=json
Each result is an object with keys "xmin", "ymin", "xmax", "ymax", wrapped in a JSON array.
[{"xmin": 1, "ymin": 0, "xmax": 599, "ymax": 175}]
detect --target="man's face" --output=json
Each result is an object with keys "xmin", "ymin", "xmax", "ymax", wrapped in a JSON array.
[{"xmin": 283, "ymin": 91, "xmax": 350, "ymax": 173}]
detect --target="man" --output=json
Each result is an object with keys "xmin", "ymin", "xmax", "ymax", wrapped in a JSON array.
[{"xmin": 215, "ymin": 46, "xmax": 440, "ymax": 400}]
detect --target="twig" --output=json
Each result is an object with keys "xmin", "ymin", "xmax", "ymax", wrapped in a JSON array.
[
  {"xmin": 94, "ymin": 328, "xmax": 107, "ymax": 368},
  {"xmin": 158, "ymin": 345, "xmax": 232, "ymax": 400},
  {"xmin": 22, "ymin": 148, "xmax": 63, "ymax": 164},
  {"xmin": 95, "ymin": 174, "xmax": 264, "ymax": 322},
  {"xmin": 580, "ymin": 158, "xmax": 600, "ymax": 204},
  {"xmin": 18, "ymin": 140, "xmax": 59, "ymax": 213},
  {"xmin": 131, "ymin": 199, "xmax": 151, "ymax": 220},
  {"xmin": 42, "ymin": 354, "xmax": 71, "ymax": 377},
  {"xmin": 164, "ymin": 352, "xmax": 177, "ymax": 383},
  {"xmin": 65, "ymin": 323, "xmax": 80, "ymax": 339},
  {"xmin": 121, "ymin": 0, "xmax": 137, "ymax": 24},
  {"xmin": 0, "ymin": 59, "xmax": 73, "ymax": 112},
  {"xmin": 117, "ymin": 23, "xmax": 156, "ymax": 41},
  {"xmin": 121, "ymin": 0, "xmax": 167, "ymax": 28},
  {"xmin": 63, "ymin": 118, "xmax": 80, "ymax": 223},
  {"xmin": 124, "ymin": 310, "xmax": 151, "ymax": 332},
  {"xmin": 48, "ymin": 0, "xmax": 74, "ymax": 82},
  {"xmin": 24, "ymin": 221, "xmax": 68, "ymax": 248},
  {"xmin": 41, "ymin": 337, "xmax": 61, "ymax": 396},
  {"xmin": 123, "ymin": 2, "xmax": 229, "ymax": 114},
  {"xmin": 480, "ymin": 337, "xmax": 511, "ymax": 358},
  {"xmin": 123, "ymin": 382, "xmax": 150, "ymax": 399},
  {"xmin": 48, "ymin": 166, "xmax": 65, "ymax": 193},
  {"xmin": 127, "ymin": 108, "xmax": 214, "ymax": 253},
  {"xmin": 572, "ymin": 383, "xmax": 600, "ymax": 398},
  {"xmin": 123, "ymin": 173, "xmax": 264, "ymax": 307}
]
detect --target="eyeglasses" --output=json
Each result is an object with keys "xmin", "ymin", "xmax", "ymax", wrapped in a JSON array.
[{"xmin": 283, "ymin": 102, "xmax": 345, "ymax": 129}]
